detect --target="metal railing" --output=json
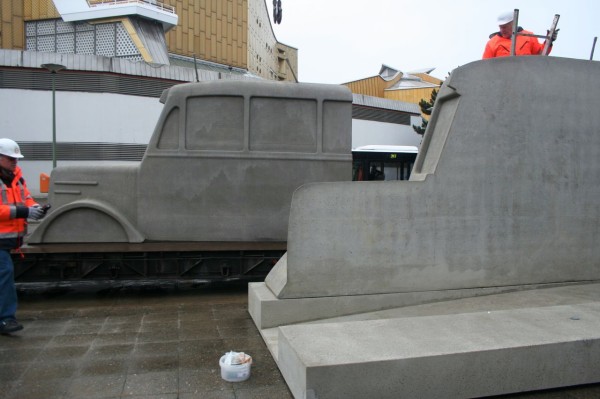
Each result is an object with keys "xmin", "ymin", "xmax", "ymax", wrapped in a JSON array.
[{"xmin": 87, "ymin": 0, "xmax": 176, "ymax": 14}]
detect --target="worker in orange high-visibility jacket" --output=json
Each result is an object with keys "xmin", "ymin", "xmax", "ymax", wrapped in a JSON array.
[
  {"xmin": 483, "ymin": 11, "xmax": 558, "ymax": 59},
  {"xmin": 0, "ymin": 138, "xmax": 46, "ymax": 334}
]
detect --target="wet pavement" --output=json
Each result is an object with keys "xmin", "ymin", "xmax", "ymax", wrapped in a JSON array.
[
  {"xmin": 0, "ymin": 283, "xmax": 293, "ymax": 399},
  {"xmin": 2, "ymin": 282, "xmax": 600, "ymax": 399}
]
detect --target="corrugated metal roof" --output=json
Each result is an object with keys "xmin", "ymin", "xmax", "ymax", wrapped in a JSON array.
[{"xmin": 352, "ymin": 94, "xmax": 420, "ymax": 115}]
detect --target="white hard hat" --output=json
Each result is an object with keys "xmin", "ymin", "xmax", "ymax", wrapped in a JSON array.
[
  {"xmin": 497, "ymin": 11, "xmax": 514, "ymax": 25},
  {"xmin": 0, "ymin": 138, "xmax": 24, "ymax": 158}
]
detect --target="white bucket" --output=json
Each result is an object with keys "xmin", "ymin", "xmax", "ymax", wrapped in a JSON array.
[{"xmin": 219, "ymin": 352, "xmax": 252, "ymax": 382}]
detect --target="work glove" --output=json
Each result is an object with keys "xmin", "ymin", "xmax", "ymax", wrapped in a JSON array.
[
  {"xmin": 547, "ymin": 28, "xmax": 559, "ymax": 42},
  {"xmin": 28, "ymin": 206, "xmax": 45, "ymax": 221}
]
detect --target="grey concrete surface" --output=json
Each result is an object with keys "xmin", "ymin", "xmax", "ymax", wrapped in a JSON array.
[
  {"xmin": 248, "ymin": 279, "xmax": 562, "ymax": 329},
  {"xmin": 250, "ymin": 57, "xmax": 600, "ymax": 398},
  {"xmin": 267, "ymin": 57, "xmax": 600, "ymax": 300},
  {"xmin": 0, "ymin": 284, "xmax": 293, "ymax": 399},
  {"xmin": 29, "ymin": 80, "xmax": 352, "ymax": 244},
  {"xmin": 264, "ymin": 283, "xmax": 600, "ymax": 399},
  {"xmin": 279, "ymin": 302, "xmax": 600, "ymax": 399}
]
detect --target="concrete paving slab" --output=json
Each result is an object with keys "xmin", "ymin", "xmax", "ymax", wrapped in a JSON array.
[{"xmin": 255, "ymin": 283, "xmax": 600, "ymax": 399}]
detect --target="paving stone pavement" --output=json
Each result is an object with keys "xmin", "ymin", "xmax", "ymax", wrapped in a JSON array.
[
  {"xmin": 0, "ymin": 283, "xmax": 293, "ymax": 399},
  {"xmin": 2, "ymin": 283, "xmax": 600, "ymax": 399}
]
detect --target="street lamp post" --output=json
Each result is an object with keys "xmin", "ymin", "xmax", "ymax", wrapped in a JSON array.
[{"xmin": 41, "ymin": 63, "xmax": 66, "ymax": 169}]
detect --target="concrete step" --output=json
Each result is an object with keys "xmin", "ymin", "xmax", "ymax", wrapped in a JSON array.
[{"xmin": 277, "ymin": 302, "xmax": 600, "ymax": 399}]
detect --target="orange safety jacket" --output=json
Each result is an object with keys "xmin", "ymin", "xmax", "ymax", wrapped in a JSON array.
[
  {"xmin": 482, "ymin": 28, "xmax": 550, "ymax": 59},
  {"xmin": 0, "ymin": 166, "xmax": 36, "ymax": 247}
]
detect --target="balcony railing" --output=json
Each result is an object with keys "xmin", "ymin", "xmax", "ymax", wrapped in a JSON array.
[{"xmin": 87, "ymin": 0, "xmax": 176, "ymax": 14}]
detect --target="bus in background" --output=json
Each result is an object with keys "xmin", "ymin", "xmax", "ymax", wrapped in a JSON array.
[{"xmin": 352, "ymin": 145, "xmax": 418, "ymax": 181}]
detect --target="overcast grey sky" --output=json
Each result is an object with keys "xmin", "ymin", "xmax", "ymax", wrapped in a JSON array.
[{"xmin": 270, "ymin": 0, "xmax": 599, "ymax": 83}]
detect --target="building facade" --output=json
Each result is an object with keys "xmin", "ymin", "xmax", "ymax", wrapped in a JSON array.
[
  {"xmin": 0, "ymin": 0, "xmax": 297, "ymax": 81},
  {"xmin": 343, "ymin": 64, "xmax": 443, "ymax": 117},
  {"xmin": 0, "ymin": 1, "xmax": 423, "ymax": 194}
]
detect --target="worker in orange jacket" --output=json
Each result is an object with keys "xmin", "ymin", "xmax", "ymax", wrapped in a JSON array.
[
  {"xmin": 483, "ymin": 11, "xmax": 558, "ymax": 59},
  {"xmin": 0, "ymin": 139, "xmax": 46, "ymax": 334}
]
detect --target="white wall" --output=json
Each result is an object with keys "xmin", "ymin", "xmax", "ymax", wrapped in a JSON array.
[
  {"xmin": 0, "ymin": 88, "xmax": 163, "ymax": 195},
  {"xmin": 1, "ymin": 89, "xmax": 162, "ymax": 143}
]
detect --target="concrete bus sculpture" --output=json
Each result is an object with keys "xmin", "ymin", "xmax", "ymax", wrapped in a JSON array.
[{"xmin": 20, "ymin": 80, "xmax": 352, "ymax": 281}]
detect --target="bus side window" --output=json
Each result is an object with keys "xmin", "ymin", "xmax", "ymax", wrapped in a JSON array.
[{"xmin": 369, "ymin": 162, "xmax": 385, "ymax": 181}]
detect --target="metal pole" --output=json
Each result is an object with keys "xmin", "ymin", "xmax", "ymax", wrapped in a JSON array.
[
  {"xmin": 591, "ymin": 37, "xmax": 598, "ymax": 60},
  {"xmin": 51, "ymin": 72, "xmax": 57, "ymax": 169},
  {"xmin": 41, "ymin": 63, "xmax": 66, "ymax": 169},
  {"xmin": 193, "ymin": 54, "xmax": 200, "ymax": 82},
  {"xmin": 542, "ymin": 14, "xmax": 560, "ymax": 56},
  {"xmin": 510, "ymin": 9, "xmax": 519, "ymax": 56}
]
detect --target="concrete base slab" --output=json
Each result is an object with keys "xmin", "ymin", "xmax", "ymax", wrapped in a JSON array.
[
  {"xmin": 251, "ymin": 283, "xmax": 600, "ymax": 399},
  {"xmin": 248, "ymin": 281, "xmax": 572, "ymax": 329}
]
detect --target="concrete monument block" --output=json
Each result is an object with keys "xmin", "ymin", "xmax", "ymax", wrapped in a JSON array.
[
  {"xmin": 266, "ymin": 56, "xmax": 600, "ymax": 303},
  {"xmin": 249, "ymin": 57, "xmax": 600, "ymax": 398}
]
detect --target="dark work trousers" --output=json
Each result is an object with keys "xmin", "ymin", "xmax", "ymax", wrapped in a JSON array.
[{"xmin": 0, "ymin": 249, "xmax": 17, "ymax": 321}]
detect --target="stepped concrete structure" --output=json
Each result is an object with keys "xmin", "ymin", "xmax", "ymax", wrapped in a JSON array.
[{"xmin": 249, "ymin": 56, "xmax": 600, "ymax": 398}]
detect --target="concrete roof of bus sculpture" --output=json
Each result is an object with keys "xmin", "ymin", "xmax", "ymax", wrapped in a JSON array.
[{"xmin": 249, "ymin": 56, "xmax": 600, "ymax": 398}]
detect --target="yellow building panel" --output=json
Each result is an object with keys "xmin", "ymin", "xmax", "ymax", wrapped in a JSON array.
[
  {"xmin": 233, "ymin": 46, "xmax": 239, "ymax": 64},
  {"xmin": 217, "ymin": 38, "xmax": 222, "ymax": 59},
  {"xmin": 19, "ymin": 1, "xmax": 31, "ymax": 19},
  {"xmin": 39, "ymin": 0, "xmax": 59, "ymax": 19},
  {"xmin": 413, "ymin": 73, "xmax": 444, "ymax": 85},
  {"xmin": 176, "ymin": 23, "xmax": 183, "ymax": 51},
  {"xmin": 12, "ymin": 14, "xmax": 23, "ymax": 48},
  {"xmin": 217, "ymin": 18, "xmax": 222, "ymax": 42},
  {"xmin": 226, "ymin": 21, "xmax": 232, "ymax": 44},
  {"xmin": 384, "ymin": 87, "xmax": 439, "ymax": 105},
  {"xmin": 210, "ymin": 10, "xmax": 216, "ymax": 35},
  {"xmin": 40, "ymin": 0, "xmax": 48, "ymax": 17},
  {"xmin": 188, "ymin": 5, "xmax": 194, "ymax": 25},
  {"xmin": 188, "ymin": 31, "xmax": 195, "ymax": 52},
  {"xmin": 222, "ymin": 33, "xmax": 228, "ymax": 56},
  {"xmin": 199, "ymin": 7, "xmax": 205, "ymax": 28},
  {"xmin": 2, "ymin": 1, "xmax": 14, "ymax": 22},
  {"xmin": 181, "ymin": 8, "xmax": 188, "ymax": 30},
  {"xmin": 210, "ymin": 35, "xmax": 216, "ymax": 58},
  {"xmin": 345, "ymin": 77, "xmax": 381, "ymax": 97},
  {"xmin": 24, "ymin": 0, "xmax": 59, "ymax": 20},
  {"xmin": 30, "ymin": 0, "xmax": 38, "ymax": 19},
  {"xmin": 1, "ymin": 0, "xmax": 13, "ymax": 48}
]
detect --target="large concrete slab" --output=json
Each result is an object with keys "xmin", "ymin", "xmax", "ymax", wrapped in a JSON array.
[
  {"xmin": 266, "ymin": 57, "xmax": 600, "ymax": 301},
  {"xmin": 248, "ymin": 280, "xmax": 574, "ymax": 329},
  {"xmin": 279, "ymin": 302, "xmax": 600, "ymax": 399},
  {"xmin": 262, "ymin": 283, "xmax": 600, "ymax": 399}
]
